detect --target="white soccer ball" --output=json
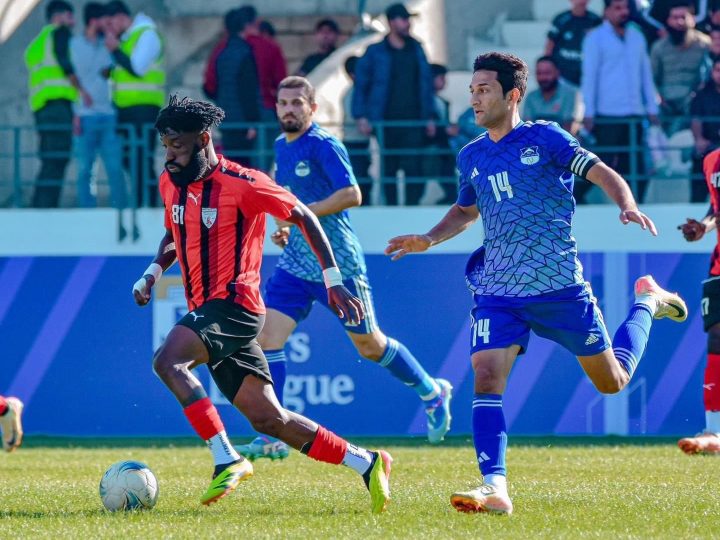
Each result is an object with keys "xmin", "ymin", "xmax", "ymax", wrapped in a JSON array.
[{"xmin": 99, "ymin": 460, "xmax": 159, "ymax": 512}]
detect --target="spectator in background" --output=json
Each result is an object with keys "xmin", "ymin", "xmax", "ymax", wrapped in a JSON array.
[
  {"xmin": 697, "ymin": 0, "xmax": 720, "ymax": 31},
  {"xmin": 424, "ymin": 63, "xmax": 458, "ymax": 204},
  {"xmin": 259, "ymin": 20, "xmax": 277, "ymax": 40},
  {"xmin": 700, "ymin": 25, "xmax": 720, "ymax": 78},
  {"xmin": 650, "ymin": 1, "xmax": 709, "ymax": 133},
  {"xmin": 582, "ymin": 0, "xmax": 659, "ymax": 203},
  {"xmin": 296, "ymin": 18, "xmax": 341, "ymax": 77},
  {"xmin": 342, "ymin": 56, "xmax": 372, "ymax": 204},
  {"xmin": 690, "ymin": 57, "xmax": 720, "ymax": 201},
  {"xmin": 544, "ymin": 0, "xmax": 602, "ymax": 87},
  {"xmin": 450, "ymin": 107, "xmax": 486, "ymax": 155},
  {"xmin": 215, "ymin": 8, "xmax": 262, "ymax": 167},
  {"xmin": 523, "ymin": 56, "xmax": 582, "ymax": 134},
  {"xmin": 24, "ymin": 0, "xmax": 89, "ymax": 208},
  {"xmin": 105, "ymin": 0, "xmax": 165, "ymax": 207},
  {"xmin": 71, "ymin": 2, "xmax": 127, "ymax": 217},
  {"xmin": 353, "ymin": 2, "xmax": 434, "ymax": 205}
]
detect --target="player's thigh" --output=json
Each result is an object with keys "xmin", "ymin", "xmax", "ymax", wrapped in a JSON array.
[
  {"xmin": 263, "ymin": 268, "xmax": 315, "ymax": 333},
  {"xmin": 471, "ymin": 345, "xmax": 521, "ymax": 394},
  {"xmin": 576, "ymin": 348, "xmax": 629, "ymax": 394},
  {"xmin": 210, "ymin": 339, "xmax": 274, "ymax": 405},
  {"xmin": 154, "ymin": 324, "xmax": 209, "ymax": 369},
  {"xmin": 469, "ymin": 301, "xmax": 530, "ymax": 355},
  {"xmin": 346, "ymin": 328, "xmax": 387, "ymax": 361},
  {"xmin": 322, "ymin": 273, "xmax": 379, "ymax": 335},
  {"xmin": 258, "ymin": 308, "xmax": 298, "ymax": 350},
  {"xmin": 233, "ymin": 371, "xmax": 285, "ymax": 425}
]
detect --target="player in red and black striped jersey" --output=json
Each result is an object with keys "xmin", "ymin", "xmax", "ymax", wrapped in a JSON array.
[
  {"xmin": 678, "ymin": 148, "xmax": 720, "ymax": 454},
  {"xmin": 131, "ymin": 96, "xmax": 392, "ymax": 512}
]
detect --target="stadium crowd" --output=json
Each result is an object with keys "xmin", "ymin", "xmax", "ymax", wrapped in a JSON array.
[{"xmin": 21, "ymin": 0, "xmax": 720, "ymax": 208}]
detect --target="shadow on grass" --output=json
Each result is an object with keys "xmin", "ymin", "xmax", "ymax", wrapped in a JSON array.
[{"xmin": 21, "ymin": 434, "xmax": 679, "ymax": 449}]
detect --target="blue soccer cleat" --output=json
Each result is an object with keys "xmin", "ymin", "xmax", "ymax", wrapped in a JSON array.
[
  {"xmin": 425, "ymin": 378, "xmax": 453, "ymax": 444},
  {"xmin": 236, "ymin": 435, "xmax": 290, "ymax": 461}
]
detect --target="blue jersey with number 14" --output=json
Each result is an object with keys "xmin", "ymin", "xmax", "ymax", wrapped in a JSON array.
[{"xmin": 457, "ymin": 120, "xmax": 596, "ymax": 297}]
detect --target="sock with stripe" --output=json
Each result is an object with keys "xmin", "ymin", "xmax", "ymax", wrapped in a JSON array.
[
  {"xmin": 301, "ymin": 425, "xmax": 374, "ymax": 475},
  {"xmin": 379, "ymin": 337, "xmax": 440, "ymax": 400},
  {"xmin": 472, "ymin": 393, "xmax": 507, "ymax": 485},
  {"xmin": 0, "ymin": 396, "xmax": 7, "ymax": 416},
  {"xmin": 704, "ymin": 353, "xmax": 720, "ymax": 433},
  {"xmin": 183, "ymin": 397, "xmax": 241, "ymax": 468},
  {"xmin": 612, "ymin": 299, "xmax": 654, "ymax": 378}
]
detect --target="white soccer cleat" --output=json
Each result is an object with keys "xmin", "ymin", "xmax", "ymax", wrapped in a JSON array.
[
  {"xmin": 450, "ymin": 484, "xmax": 513, "ymax": 515},
  {"xmin": 0, "ymin": 397, "xmax": 24, "ymax": 452},
  {"xmin": 634, "ymin": 275, "xmax": 688, "ymax": 322},
  {"xmin": 678, "ymin": 431, "xmax": 720, "ymax": 455}
]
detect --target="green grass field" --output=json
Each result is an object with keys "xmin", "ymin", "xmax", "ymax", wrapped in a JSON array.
[{"xmin": 1, "ymin": 436, "xmax": 718, "ymax": 539}]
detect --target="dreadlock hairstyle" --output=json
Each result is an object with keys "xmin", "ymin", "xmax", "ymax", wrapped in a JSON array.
[{"xmin": 155, "ymin": 95, "xmax": 225, "ymax": 135}]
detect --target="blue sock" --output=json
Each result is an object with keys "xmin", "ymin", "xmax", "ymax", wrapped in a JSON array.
[
  {"xmin": 472, "ymin": 393, "xmax": 507, "ymax": 478},
  {"xmin": 612, "ymin": 301, "xmax": 654, "ymax": 379},
  {"xmin": 378, "ymin": 337, "xmax": 439, "ymax": 400},
  {"xmin": 266, "ymin": 349, "xmax": 286, "ymax": 406}
]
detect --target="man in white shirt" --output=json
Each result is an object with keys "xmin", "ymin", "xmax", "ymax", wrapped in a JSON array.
[{"xmin": 582, "ymin": 0, "xmax": 660, "ymax": 202}]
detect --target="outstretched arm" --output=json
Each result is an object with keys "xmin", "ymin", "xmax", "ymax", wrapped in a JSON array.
[
  {"xmin": 385, "ymin": 203, "xmax": 479, "ymax": 260},
  {"xmin": 284, "ymin": 201, "xmax": 364, "ymax": 324},
  {"xmin": 585, "ymin": 162, "xmax": 657, "ymax": 236},
  {"xmin": 132, "ymin": 229, "xmax": 176, "ymax": 306}
]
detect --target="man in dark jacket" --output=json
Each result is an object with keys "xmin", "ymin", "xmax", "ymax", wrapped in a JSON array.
[{"xmin": 352, "ymin": 3, "xmax": 435, "ymax": 205}]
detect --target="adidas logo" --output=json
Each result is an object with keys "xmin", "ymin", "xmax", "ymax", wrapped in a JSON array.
[
  {"xmin": 470, "ymin": 167, "xmax": 479, "ymax": 179},
  {"xmin": 477, "ymin": 451, "xmax": 490, "ymax": 464},
  {"xmin": 585, "ymin": 335, "xmax": 599, "ymax": 346}
]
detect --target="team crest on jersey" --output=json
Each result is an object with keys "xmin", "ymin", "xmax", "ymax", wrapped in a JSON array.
[
  {"xmin": 201, "ymin": 208, "xmax": 217, "ymax": 228},
  {"xmin": 295, "ymin": 160, "xmax": 310, "ymax": 177},
  {"xmin": 520, "ymin": 146, "xmax": 540, "ymax": 165}
]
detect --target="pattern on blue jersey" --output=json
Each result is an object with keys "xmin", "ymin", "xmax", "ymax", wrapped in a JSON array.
[
  {"xmin": 457, "ymin": 121, "xmax": 591, "ymax": 297},
  {"xmin": 274, "ymin": 123, "xmax": 366, "ymax": 282}
]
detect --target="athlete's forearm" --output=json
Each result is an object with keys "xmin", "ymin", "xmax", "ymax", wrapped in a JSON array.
[
  {"xmin": 426, "ymin": 204, "xmax": 479, "ymax": 247},
  {"xmin": 586, "ymin": 162, "xmax": 638, "ymax": 211},
  {"xmin": 307, "ymin": 186, "xmax": 362, "ymax": 217},
  {"xmin": 152, "ymin": 230, "xmax": 177, "ymax": 271},
  {"xmin": 285, "ymin": 202, "xmax": 339, "ymax": 270}
]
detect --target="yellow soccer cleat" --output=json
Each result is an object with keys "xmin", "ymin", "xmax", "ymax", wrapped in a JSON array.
[
  {"xmin": 364, "ymin": 450, "xmax": 393, "ymax": 514},
  {"xmin": 451, "ymin": 484, "xmax": 513, "ymax": 515},
  {"xmin": 200, "ymin": 459, "xmax": 253, "ymax": 506}
]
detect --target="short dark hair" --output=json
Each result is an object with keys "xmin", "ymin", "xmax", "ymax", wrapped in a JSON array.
[
  {"xmin": 473, "ymin": 52, "xmax": 528, "ymax": 100},
  {"xmin": 344, "ymin": 55, "xmax": 358, "ymax": 77},
  {"xmin": 316, "ymin": 18, "xmax": 340, "ymax": 33},
  {"xmin": 536, "ymin": 55, "xmax": 558, "ymax": 68},
  {"xmin": 277, "ymin": 76, "xmax": 316, "ymax": 104},
  {"xmin": 430, "ymin": 63, "xmax": 447, "ymax": 77},
  {"xmin": 237, "ymin": 5, "xmax": 257, "ymax": 26},
  {"xmin": 155, "ymin": 95, "xmax": 225, "ymax": 135},
  {"xmin": 105, "ymin": 0, "xmax": 130, "ymax": 16},
  {"xmin": 84, "ymin": 2, "xmax": 106, "ymax": 26},
  {"xmin": 603, "ymin": 0, "xmax": 627, "ymax": 8},
  {"xmin": 224, "ymin": 8, "xmax": 242, "ymax": 34},
  {"xmin": 46, "ymin": 0, "xmax": 73, "ymax": 21},
  {"xmin": 259, "ymin": 20, "xmax": 276, "ymax": 37}
]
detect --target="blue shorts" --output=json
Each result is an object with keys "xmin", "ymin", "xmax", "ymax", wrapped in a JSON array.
[
  {"xmin": 264, "ymin": 268, "xmax": 378, "ymax": 334},
  {"xmin": 469, "ymin": 283, "xmax": 611, "ymax": 356}
]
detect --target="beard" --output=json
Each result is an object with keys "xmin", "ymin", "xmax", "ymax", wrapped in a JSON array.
[
  {"xmin": 279, "ymin": 116, "xmax": 303, "ymax": 133},
  {"xmin": 667, "ymin": 27, "xmax": 688, "ymax": 45},
  {"xmin": 538, "ymin": 79, "xmax": 559, "ymax": 92},
  {"xmin": 165, "ymin": 145, "xmax": 209, "ymax": 187}
]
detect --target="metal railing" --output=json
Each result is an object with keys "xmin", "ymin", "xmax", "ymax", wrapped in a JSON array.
[{"xmin": 0, "ymin": 117, "xmax": 713, "ymax": 209}]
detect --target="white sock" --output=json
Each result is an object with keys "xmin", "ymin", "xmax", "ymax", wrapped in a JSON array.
[
  {"xmin": 635, "ymin": 294, "xmax": 658, "ymax": 315},
  {"xmin": 421, "ymin": 381, "xmax": 441, "ymax": 401},
  {"xmin": 207, "ymin": 430, "xmax": 241, "ymax": 466},
  {"xmin": 342, "ymin": 443, "xmax": 374, "ymax": 475},
  {"xmin": 706, "ymin": 411, "xmax": 720, "ymax": 434},
  {"xmin": 484, "ymin": 474, "xmax": 508, "ymax": 492}
]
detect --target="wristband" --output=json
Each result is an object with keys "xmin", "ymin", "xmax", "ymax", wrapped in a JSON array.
[
  {"xmin": 322, "ymin": 267, "xmax": 343, "ymax": 288},
  {"xmin": 144, "ymin": 263, "xmax": 163, "ymax": 282}
]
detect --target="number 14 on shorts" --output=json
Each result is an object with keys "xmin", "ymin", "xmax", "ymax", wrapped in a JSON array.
[{"xmin": 472, "ymin": 317, "xmax": 490, "ymax": 347}]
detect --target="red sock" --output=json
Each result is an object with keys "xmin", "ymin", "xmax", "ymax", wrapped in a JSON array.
[
  {"xmin": 307, "ymin": 426, "xmax": 348, "ymax": 465},
  {"xmin": 0, "ymin": 396, "xmax": 6, "ymax": 415},
  {"xmin": 704, "ymin": 354, "xmax": 720, "ymax": 411},
  {"xmin": 183, "ymin": 397, "xmax": 225, "ymax": 441}
]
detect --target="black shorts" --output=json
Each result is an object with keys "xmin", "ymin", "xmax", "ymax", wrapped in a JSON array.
[
  {"xmin": 702, "ymin": 277, "xmax": 720, "ymax": 331},
  {"xmin": 176, "ymin": 298, "xmax": 271, "ymax": 400}
]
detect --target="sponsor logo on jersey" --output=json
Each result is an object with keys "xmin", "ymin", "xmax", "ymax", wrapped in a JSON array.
[
  {"xmin": 201, "ymin": 208, "xmax": 217, "ymax": 228},
  {"xmin": 295, "ymin": 160, "xmax": 311, "ymax": 177},
  {"xmin": 520, "ymin": 146, "xmax": 540, "ymax": 165}
]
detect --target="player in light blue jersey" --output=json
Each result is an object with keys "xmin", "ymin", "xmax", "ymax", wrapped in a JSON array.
[
  {"xmin": 386, "ymin": 52, "xmax": 688, "ymax": 515},
  {"xmin": 236, "ymin": 76, "xmax": 452, "ymax": 461}
]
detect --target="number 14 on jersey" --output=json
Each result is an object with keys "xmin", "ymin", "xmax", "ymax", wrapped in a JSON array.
[{"xmin": 489, "ymin": 171, "xmax": 513, "ymax": 202}]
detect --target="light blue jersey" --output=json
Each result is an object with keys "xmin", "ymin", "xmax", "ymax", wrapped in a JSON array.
[
  {"xmin": 457, "ymin": 120, "xmax": 597, "ymax": 297},
  {"xmin": 274, "ymin": 123, "xmax": 366, "ymax": 282}
]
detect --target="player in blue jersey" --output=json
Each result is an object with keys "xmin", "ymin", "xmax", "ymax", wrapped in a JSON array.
[
  {"xmin": 385, "ymin": 52, "xmax": 688, "ymax": 515},
  {"xmin": 235, "ymin": 76, "xmax": 452, "ymax": 461}
]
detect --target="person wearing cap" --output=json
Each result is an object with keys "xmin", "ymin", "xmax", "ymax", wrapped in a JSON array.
[
  {"xmin": 104, "ymin": 0, "xmax": 165, "ymax": 207},
  {"xmin": 296, "ymin": 18, "xmax": 342, "ymax": 77},
  {"xmin": 352, "ymin": 3, "xmax": 435, "ymax": 205}
]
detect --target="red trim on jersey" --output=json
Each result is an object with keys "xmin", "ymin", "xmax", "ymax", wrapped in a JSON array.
[{"xmin": 183, "ymin": 397, "xmax": 225, "ymax": 441}]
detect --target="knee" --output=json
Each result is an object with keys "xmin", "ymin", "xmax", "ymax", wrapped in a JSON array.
[
  {"xmin": 473, "ymin": 365, "xmax": 506, "ymax": 394},
  {"xmin": 593, "ymin": 372, "xmax": 630, "ymax": 395},
  {"xmin": 246, "ymin": 409, "xmax": 284, "ymax": 438},
  {"xmin": 357, "ymin": 340, "xmax": 385, "ymax": 361},
  {"xmin": 152, "ymin": 347, "xmax": 177, "ymax": 382}
]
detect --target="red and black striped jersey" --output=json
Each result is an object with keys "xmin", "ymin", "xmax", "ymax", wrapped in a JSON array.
[
  {"xmin": 703, "ymin": 149, "xmax": 720, "ymax": 277},
  {"xmin": 159, "ymin": 156, "xmax": 298, "ymax": 313}
]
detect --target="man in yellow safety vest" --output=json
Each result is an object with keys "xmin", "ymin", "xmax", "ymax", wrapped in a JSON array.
[
  {"xmin": 105, "ymin": 1, "xmax": 165, "ymax": 207},
  {"xmin": 24, "ymin": 0, "xmax": 90, "ymax": 208}
]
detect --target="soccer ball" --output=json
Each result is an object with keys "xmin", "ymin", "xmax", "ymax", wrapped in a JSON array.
[{"xmin": 99, "ymin": 460, "xmax": 159, "ymax": 511}]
